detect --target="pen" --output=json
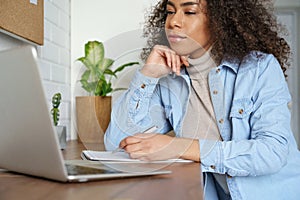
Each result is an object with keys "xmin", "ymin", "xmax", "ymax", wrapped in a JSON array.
[
  {"xmin": 111, "ymin": 125, "xmax": 158, "ymax": 154},
  {"xmin": 142, "ymin": 125, "xmax": 158, "ymax": 134}
]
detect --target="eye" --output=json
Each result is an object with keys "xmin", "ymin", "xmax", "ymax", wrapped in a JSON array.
[
  {"xmin": 185, "ymin": 11, "xmax": 196, "ymax": 15},
  {"xmin": 166, "ymin": 10, "xmax": 175, "ymax": 15}
]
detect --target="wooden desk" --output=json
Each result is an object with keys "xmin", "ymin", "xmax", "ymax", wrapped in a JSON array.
[{"xmin": 0, "ymin": 141, "xmax": 203, "ymax": 200}]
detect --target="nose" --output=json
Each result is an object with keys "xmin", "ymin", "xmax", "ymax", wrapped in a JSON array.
[{"xmin": 168, "ymin": 12, "xmax": 183, "ymax": 29}]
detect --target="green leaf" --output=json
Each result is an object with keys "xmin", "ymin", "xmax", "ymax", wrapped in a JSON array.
[
  {"xmin": 51, "ymin": 93, "xmax": 62, "ymax": 126},
  {"xmin": 104, "ymin": 69, "xmax": 116, "ymax": 77},
  {"xmin": 51, "ymin": 107, "xmax": 59, "ymax": 126},
  {"xmin": 106, "ymin": 88, "xmax": 113, "ymax": 95},
  {"xmin": 80, "ymin": 70, "xmax": 91, "ymax": 82},
  {"xmin": 85, "ymin": 41, "xmax": 104, "ymax": 68},
  {"xmin": 51, "ymin": 93, "xmax": 61, "ymax": 108},
  {"xmin": 102, "ymin": 82, "xmax": 112, "ymax": 96},
  {"xmin": 77, "ymin": 57, "xmax": 93, "ymax": 70},
  {"xmin": 95, "ymin": 81, "xmax": 112, "ymax": 96},
  {"xmin": 113, "ymin": 88, "xmax": 128, "ymax": 92},
  {"xmin": 94, "ymin": 82, "xmax": 101, "ymax": 96},
  {"xmin": 113, "ymin": 62, "xmax": 139, "ymax": 74},
  {"xmin": 100, "ymin": 58, "xmax": 114, "ymax": 71},
  {"xmin": 80, "ymin": 80, "xmax": 92, "ymax": 92}
]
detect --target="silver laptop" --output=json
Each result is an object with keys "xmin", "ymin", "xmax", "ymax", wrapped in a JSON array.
[{"xmin": 0, "ymin": 46, "xmax": 171, "ymax": 182}]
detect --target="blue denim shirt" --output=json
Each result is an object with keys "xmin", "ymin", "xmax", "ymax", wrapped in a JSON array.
[{"xmin": 105, "ymin": 51, "xmax": 300, "ymax": 200}]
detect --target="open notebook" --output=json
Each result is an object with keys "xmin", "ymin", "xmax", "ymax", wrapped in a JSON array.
[{"xmin": 82, "ymin": 150, "xmax": 193, "ymax": 163}]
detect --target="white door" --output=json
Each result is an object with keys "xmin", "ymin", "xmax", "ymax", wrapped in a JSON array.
[{"xmin": 276, "ymin": 8, "xmax": 300, "ymax": 148}]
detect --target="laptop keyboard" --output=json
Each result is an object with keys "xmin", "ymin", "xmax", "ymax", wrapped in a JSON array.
[{"xmin": 65, "ymin": 164, "xmax": 119, "ymax": 175}]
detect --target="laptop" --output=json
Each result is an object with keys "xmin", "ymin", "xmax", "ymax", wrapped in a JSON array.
[{"xmin": 0, "ymin": 46, "xmax": 171, "ymax": 182}]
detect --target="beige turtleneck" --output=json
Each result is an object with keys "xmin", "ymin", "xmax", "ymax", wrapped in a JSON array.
[
  {"xmin": 181, "ymin": 49, "xmax": 221, "ymax": 141},
  {"xmin": 181, "ymin": 49, "xmax": 230, "ymax": 194}
]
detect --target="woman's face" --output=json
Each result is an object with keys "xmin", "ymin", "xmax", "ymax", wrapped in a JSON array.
[{"xmin": 165, "ymin": 0, "xmax": 212, "ymax": 58}]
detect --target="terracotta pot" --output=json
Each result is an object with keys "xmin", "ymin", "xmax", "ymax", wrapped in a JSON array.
[{"xmin": 75, "ymin": 96, "xmax": 111, "ymax": 150}]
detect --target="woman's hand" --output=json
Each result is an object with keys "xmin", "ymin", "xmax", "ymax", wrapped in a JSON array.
[
  {"xmin": 119, "ymin": 133, "xmax": 200, "ymax": 162},
  {"xmin": 141, "ymin": 45, "xmax": 189, "ymax": 78}
]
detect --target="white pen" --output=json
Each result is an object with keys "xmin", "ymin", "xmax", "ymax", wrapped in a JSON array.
[
  {"xmin": 142, "ymin": 125, "xmax": 158, "ymax": 134},
  {"xmin": 111, "ymin": 125, "xmax": 158, "ymax": 154}
]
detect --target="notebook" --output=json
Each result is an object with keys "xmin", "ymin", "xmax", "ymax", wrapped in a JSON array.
[
  {"xmin": 0, "ymin": 45, "xmax": 171, "ymax": 182},
  {"xmin": 82, "ymin": 150, "xmax": 193, "ymax": 163}
]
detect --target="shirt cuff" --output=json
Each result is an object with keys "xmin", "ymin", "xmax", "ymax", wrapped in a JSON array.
[
  {"xmin": 129, "ymin": 69, "xmax": 159, "ymax": 97},
  {"xmin": 199, "ymin": 140, "xmax": 226, "ymax": 174}
]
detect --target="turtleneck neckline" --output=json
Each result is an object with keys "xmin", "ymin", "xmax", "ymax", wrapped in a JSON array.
[
  {"xmin": 186, "ymin": 47, "xmax": 216, "ymax": 77},
  {"xmin": 188, "ymin": 47, "xmax": 212, "ymax": 66}
]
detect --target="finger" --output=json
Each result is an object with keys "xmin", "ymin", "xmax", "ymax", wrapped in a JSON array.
[
  {"xmin": 119, "ymin": 136, "xmax": 141, "ymax": 148},
  {"xmin": 124, "ymin": 143, "xmax": 142, "ymax": 153},
  {"xmin": 136, "ymin": 156, "xmax": 151, "ymax": 161},
  {"xmin": 119, "ymin": 139, "xmax": 126, "ymax": 149},
  {"xmin": 164, "ymin": 51, "xmax": 173, "ymax": 69},
  {"xmin": 129, "ymin": 151, "xmax": 149, "ymax": 160},
  {"xmin": 171, "ymin": 52, "xmax": 178, "ymax": 73},
  {"xmin": 133, "ymin": 133, "xmax": 156, "ymax": 139},
  {"xmin": 181, "ymin": 56, "xmax": 189, "ymax": 67},
  {"xmin": 176, "ymin": 55, "xmax": 181, "ymax": 75}
]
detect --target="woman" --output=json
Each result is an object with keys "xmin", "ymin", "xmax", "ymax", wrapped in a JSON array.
[{"xmin": 104, "ymin": 0, "xmax": 300, "ymax": 199}]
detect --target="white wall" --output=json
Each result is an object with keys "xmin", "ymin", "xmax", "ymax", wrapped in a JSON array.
[
  {"xmin": 0, "ymin": 0, "xmax": 72, "ymax": 140},
  {"xmin": 41, "ymin": 0, "xmax": 71, "ymax": 140},
  {"xmin": 275, "ymin": 0, "xmax": 300, "ymax": 7}
]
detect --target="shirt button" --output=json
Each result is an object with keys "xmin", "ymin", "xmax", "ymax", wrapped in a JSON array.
[
  {"xmin": 227, "ymin": 174, "xmax": 233, "ymax": 178},
  {"xmin": 141, "ymin": 83, "xmax": 146, "ymax": 89},
  {"xmin": 216, "ymin": 68, "xmax": 221, "ymax": 73},
  {"xmin": 219, "ymin": 119, "xmax": 224, "ymax": 124},
  {"xmin": 238, "ymin": 109, "xmax": 244, "ymax": 114},
  {"xmin": 210, "ymin": 165, "xmax": 216, "ymax": 170},
  {"xmin": 213, "ymin": 90, "xmax": 218, "ymax": 95}
]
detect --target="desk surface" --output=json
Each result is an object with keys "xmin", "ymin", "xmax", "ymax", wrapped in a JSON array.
[{"xmin": 0, "ymin": 141, "xmax": 203, "ymax": 200}]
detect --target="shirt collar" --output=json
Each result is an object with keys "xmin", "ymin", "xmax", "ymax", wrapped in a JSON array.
[{"xmin": 219, "ymin": 57, "xmax": 240, "ymax": 74}]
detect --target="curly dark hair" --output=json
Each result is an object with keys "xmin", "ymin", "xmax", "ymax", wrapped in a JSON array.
[{"xmin": 141, "ymin": 0, "xmax": 291, "ymax": 76}]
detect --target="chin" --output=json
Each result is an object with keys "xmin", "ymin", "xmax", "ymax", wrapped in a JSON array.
[
  {"xmin": 170, "ymin": 41, "xmax": 206, "ymax": 57},
  {"xmin": 169, "ymin": 44, "xmax": 191, "ymax": 56}
]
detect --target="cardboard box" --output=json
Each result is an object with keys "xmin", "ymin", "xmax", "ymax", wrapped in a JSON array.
[{"xmin": 0, "ymin": 0, "xmax": 44, "ymax": 45}]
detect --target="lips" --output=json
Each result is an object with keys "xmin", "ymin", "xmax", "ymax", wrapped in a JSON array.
[{"xmin": 167, "ymin": 33, "xmax": 187, "ymax": 43}]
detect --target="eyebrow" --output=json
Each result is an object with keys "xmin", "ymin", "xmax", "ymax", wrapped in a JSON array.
[{"xmin": 167, "ymin": 1, "xmax": 199, "ymax": 7}]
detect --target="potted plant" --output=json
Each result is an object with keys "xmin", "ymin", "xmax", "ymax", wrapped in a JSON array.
[
  {"xmin": 75, "ymin": 40, "xmax": 138, "ymax": 145},
  {"xmin": 51, "ymin": 92, "xmax": 67, "ymax": 150}
]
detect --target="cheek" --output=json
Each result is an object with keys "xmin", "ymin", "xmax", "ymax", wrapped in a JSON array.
[{"xmin": 187, "ymin": 23, "xmax": 210, "ymax": 45}]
